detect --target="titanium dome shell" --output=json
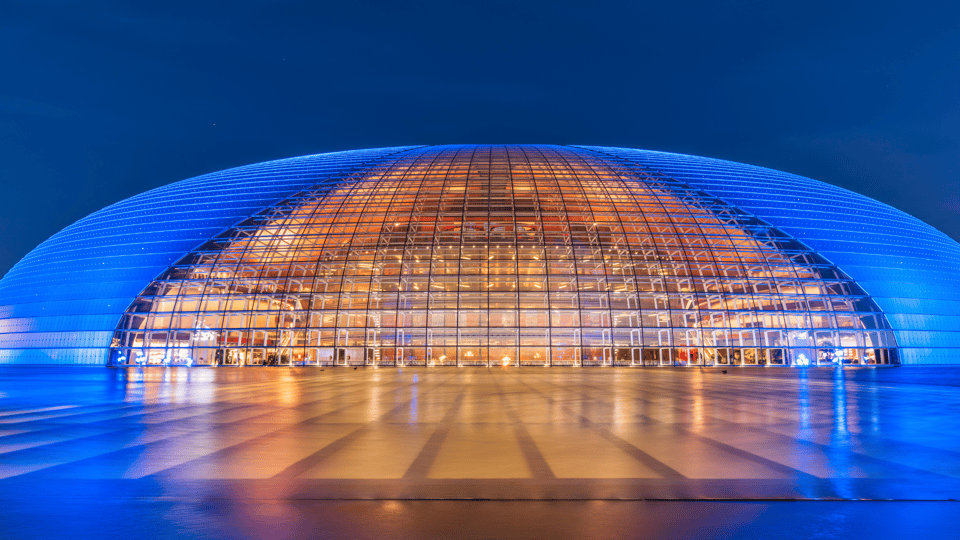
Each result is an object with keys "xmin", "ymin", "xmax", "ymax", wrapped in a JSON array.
[{"xmin": 2, "ymin": 144, "xmax": 960, "ymax": 366}]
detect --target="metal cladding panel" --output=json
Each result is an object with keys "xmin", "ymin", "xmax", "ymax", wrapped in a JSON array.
[
  {"xmin": 0, "ymin": 143, "xmax": 955, "ymax": 365},
  {"xmin": 584, "ymin": 146, "xmax": 960, "ymax": 363},
  {"xmin": 0, "ymin": 147, "xmax": 416, "ymax": 364},
  {"xmin": 107, "ymin": 145, "xmax": 898, "ymax": 369}
]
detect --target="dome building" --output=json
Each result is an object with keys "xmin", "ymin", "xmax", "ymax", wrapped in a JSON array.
[{"xmin": 1, "ymin": 144, "xmax": 958, "ymax": 366}]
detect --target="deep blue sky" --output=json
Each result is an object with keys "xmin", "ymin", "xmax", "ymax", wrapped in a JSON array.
[{"xmin": 1, "ymin": 0, "xmax": 958, "ymax": 276}]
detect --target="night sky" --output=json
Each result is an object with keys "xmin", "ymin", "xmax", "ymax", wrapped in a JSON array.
[{"xmin": 1, "ymin": 0, "xmax": 958, "ymax": 276}]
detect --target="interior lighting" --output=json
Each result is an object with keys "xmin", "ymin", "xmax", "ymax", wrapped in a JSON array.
[{"xmin": 101, "ymin": 146, "xmax": 900, "ymax": 369}]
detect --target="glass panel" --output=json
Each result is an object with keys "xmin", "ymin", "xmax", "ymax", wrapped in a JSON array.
[{"xmin": 109, "ymin": 146, "xmax": 897, "ymax": 368}]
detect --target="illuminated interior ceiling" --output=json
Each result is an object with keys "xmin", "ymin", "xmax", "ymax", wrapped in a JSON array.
[{"xmin": 111, "ymin": 145, "xmax": 897, "ymax": 366}]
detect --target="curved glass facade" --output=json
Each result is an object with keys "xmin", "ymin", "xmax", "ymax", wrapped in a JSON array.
[
  {"xmin": 0, "ymin": 147, "xmax": 415, "ymax": 364},
  {"xmin": 1, "ymin": 144, "xmax": 957, "ymax": 366},
  {"xmin": 586, "ymin": 147, "xmax": 960, "ymax": 364},
  {"xmin": 110, "ymin": 146, "xmax": 895, "ymax": 367}
]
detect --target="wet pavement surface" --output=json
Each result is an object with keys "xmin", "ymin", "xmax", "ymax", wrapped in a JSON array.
[{"xmin": 0, "ymin": 366, "xmax": 958, "ymax": 538}]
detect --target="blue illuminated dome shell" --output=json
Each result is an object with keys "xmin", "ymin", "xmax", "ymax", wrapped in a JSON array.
[{"xmin": 1, "ymin": 144, "xmax": 958, "ymax": 366}]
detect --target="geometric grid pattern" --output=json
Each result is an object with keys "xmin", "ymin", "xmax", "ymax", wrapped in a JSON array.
[
  {"xmin": 111, "ymin": 145, "xmax": 896, "ymax": 367},
  {"xmin": 591, "ymin": 146, "xmax": 960, "ymax": 364},
  {"xmin": 0, "ymin": 146, "xmax": 416, "ymax": 364}
]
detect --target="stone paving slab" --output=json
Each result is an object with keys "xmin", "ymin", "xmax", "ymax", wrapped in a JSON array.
[{"xmin": 0, "ymin": 366, "xmax": 958, "ymax": 500}]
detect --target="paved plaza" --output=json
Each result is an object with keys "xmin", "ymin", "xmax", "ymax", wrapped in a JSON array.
[
  {"xmin": 0, "ymin": 366, "xmax": 959, "ymax": 538},
  {"xmin": 0, "ymin": 366, "xmax": 958, "ymax": 498}
]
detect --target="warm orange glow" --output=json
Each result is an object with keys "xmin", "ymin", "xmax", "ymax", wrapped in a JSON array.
[{"xmin": 112, "ymin": 146, "xmax": 893, "ymax": 367}]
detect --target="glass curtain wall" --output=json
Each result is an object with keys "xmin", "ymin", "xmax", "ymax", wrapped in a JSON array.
[{"xmin": 110, "ymin": 145, "xmax": 897, "ymax": 367}]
